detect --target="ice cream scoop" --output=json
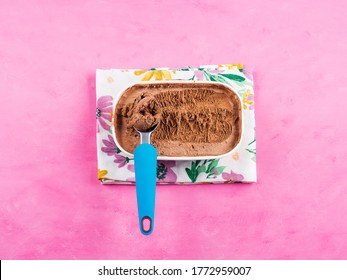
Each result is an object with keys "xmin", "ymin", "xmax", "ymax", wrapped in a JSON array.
[
  {"xmin": 132, "ymin": 97, "xmax": 161, "ymax": 235},
  {"xmin": 129, "ymin": 97, "xmax": 161, "ymax": 132}
]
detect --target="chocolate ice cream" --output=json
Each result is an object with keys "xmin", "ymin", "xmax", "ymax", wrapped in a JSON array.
[
  {"xmin": 114, "ymin": 82, "xmax": 242, "ymax": 157},
  {"xmin": 128, "ymin": 97, "xmax": 161, "ymax": 132}
]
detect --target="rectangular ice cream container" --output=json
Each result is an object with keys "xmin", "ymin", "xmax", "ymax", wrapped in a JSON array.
[{"xmin": 112, "ymin": 80, "xmax": 244, "ymax": 161}]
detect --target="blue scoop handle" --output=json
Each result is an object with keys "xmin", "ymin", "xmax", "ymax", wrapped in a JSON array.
[{"xmin": 134, "ymin": 143, "xmax": 157, "ymax": 235}]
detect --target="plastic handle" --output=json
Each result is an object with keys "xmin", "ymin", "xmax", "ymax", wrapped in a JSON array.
[{"xmin": 134, "ymin": 143, "xmax": 157, "ymax": 235}]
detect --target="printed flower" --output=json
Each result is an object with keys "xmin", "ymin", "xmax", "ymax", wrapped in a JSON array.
[
  {"xmin": 210, "ymin": 168, "xmax": 219, "ymax": 179},
  {"xmin": 107, "ymin": 76, "xmax": 114, "ymax": 83},
  {"xmin": 134, "ymin": 70, "xmax": 175, "ymax": 81},
  {"xmin": 218, "ymin": 64, "xmax": 243, "ymax": 70},
  {"xmin": 114, "ymin": 154, "xmax": 127, "ymax": 168},
  {"xmin": 96, "ymin": 96, "xmax": 113, "ymax": 131},
  {"xmin": 98, "ymin": 169, "xmax": 108, "ymax": 180},
  {"xmin": 242, "ymin": 89, "xmax": 254, "ymax": 110},
  {"xmin": 232, "ymin": 152, "xmax": 239, "ymax": 160},
  {"xmin": 157, "ymin": 160, "xmax": 177, "ymax": 182},
  {"xmin": 126, "ymin": 177, "xmax": 135, "ymax": 182},
  {"xmin": 242, "ymin": 68, "xmax": 253, "ymax": 81},
  {"xmin": 126, "ymin": 163, "xmax": 135, "ymax": 182},
  {"xmin": 209, "ymin": 69, "xmax": 223, "ymax": 74},
  {"xmin": 127, "ymin": 164, "xmax": 134, "ymax": 172},
  {"xmin": 101, "ymin": 135, "xmax": 119, "ymax": 156},
  {"xmin": 211, "ymin": 169, "xmax": 218, "ymax": 175},
  {"xmin": 101, "ymin": 134, "xmax": 133, "ymax": 168},
  {"xmin": 222, "ymin": 170, "xmax": 244, "ymax": 182},
  {"xmin": 194, "ymin": 70, "xmax": 205, "ymax": 80}
]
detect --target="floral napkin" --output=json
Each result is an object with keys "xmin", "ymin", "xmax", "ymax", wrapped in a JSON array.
[{"xmin": 96, "ymin": 64, "xmax": 256, "ymax": 184}]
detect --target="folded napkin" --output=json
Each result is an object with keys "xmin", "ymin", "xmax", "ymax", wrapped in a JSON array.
[{"xmin": 96, "ymin": 64, "xmax": 256, "ymax": 184}]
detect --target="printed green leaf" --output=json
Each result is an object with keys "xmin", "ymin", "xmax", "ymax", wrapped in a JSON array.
[
  {"xmin": 207, "ymin": 159, "xmax": 219, "ymax": 173},
  {"xmin": 234, "ymin": 80, "xmax": 246, "ymax": 88},
  {"xmin": 157, "ymin": 163, "xmax": 168, "ymax": 180},
  {"xmin": 246, "ymin": 148, "xmax": 256, "ymax": 154},
  {"xmin": 248, "ymin": 138, "xmax": 256, "ymax": 146},
  {"xmin": 185, "ymin": 168, "xmax": 194, "ymax": 182},
  {"xmin": 219, "ymin": 74, "xmax": 245, "ymax": 82},
  {"xmin": 203, "ymin": 71, "xmax": 210, "ymax": 80},
  {"xmin": 209, "ymin": 75, "xmax": 218, "ymax": 82},
  {"xmin": 213, "ymin": 166, "xmax": 226, "ymax": 175},
  {"xmin": 197, "ymin": 165, "xmax": 206, "ymax": 173},
  {"xmin": 209, "ymin": 75, "xmax": 227, "ymax": 84},
  {"xmin": 243, "ymin": 80, "xmax": 254, "ymax": 86},
  {"xmin": 185, "ymin": 168, "xmax": 198, "ymax": 183}
]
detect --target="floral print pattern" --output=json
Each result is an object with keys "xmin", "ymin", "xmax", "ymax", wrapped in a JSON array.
[
  {"xmin": 101, "ymin": 134, "xmax": 134, "ymax": 168},
  {"xmin": 134, "ymin": 69, "xmax": 175, "ymax": 81},
  {"xmin": 232, "ymin": 152, "xmax": 239, "ymax": 161},
  {"xmin": 114, "ymin": 154, "xmax": 128, "ymax": 168},
  {"xmin": 125, "ymin": 161, "xmax": 177, "ymax": 183},
  {"xmin": 157, "ymin": 161, "xmax": 177, "ymax": 182},
  {"xmin": 101, "ymin": 135, "xmax": 119, "ymax": 156},
  {"xmin": 242, "ymin": 89, "xmax": 254, "ymax": 110},
  {"xmin": 185, "ymin": 159, "xmax": 226, "ymax": 183},
  {"xmin": 222, "ymin": 170, "xmax": 244, "ymax": 182},
  {"xmin": 98, "ymin": 169, "xmax": 108, "ymax": 180},
  {"xmin": 246, "ymin": 137, "xmax": 256, "ymax": 162},
  {"xmin": 218, "ymin": 64, "xmax": 243, "ymax": 70},
  {"xmin": 96, "ymin": 96, "xmax": 113, "ymax": 132}
]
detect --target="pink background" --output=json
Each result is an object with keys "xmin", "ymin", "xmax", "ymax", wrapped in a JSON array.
[{"xmin": 1, "ymin": 0, "xmax": 346, "ymax": 259}]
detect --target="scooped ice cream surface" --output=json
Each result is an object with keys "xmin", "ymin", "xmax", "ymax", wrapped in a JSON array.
[
  {"xmin": 128, "ymin": 97, "xmax": 161, "ymax": 132},
  {"xmin": 114, "ymin": 82, "xmax": 242, "ymax": 157}
]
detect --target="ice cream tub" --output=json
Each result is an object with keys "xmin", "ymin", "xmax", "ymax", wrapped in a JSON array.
[
  {"xmin": 96, "ymin": 65, "xmax": 256, "ymax": 184},
  {"xmin": 112, "ymin": 81, "xmax": 244, "ymax": 161}
]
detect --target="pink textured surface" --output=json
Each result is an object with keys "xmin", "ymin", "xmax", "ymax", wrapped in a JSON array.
[{"xmin": 0, "ymin": 0, "xmax": 346, "ymax": 259}]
